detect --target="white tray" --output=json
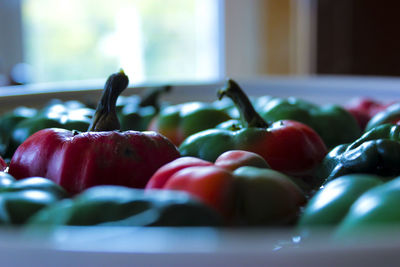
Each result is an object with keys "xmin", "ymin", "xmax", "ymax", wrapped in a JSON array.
[
  {"xmin": 1, "ymin": 75, "xmax": 400, "ymax": 266},
  {"xmin": 1, "ymin": 226, "xmax": 400, "ymax": 267}
]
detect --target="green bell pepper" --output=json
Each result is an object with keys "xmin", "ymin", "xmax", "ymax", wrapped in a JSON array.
[
  {"xmin": 27, "ymin": 185, "xmax": 222, "ymax": 227},
  {"xmin": 148, "ymin": 101, "xmax": 231, "ymax": 146},
  {"xmin": 318, "ymin": 124, "xmax": 400, "ymax": 183},
  {"xmin": 233, "ymin": 166, "xmax": 306, "ymax": 226},
  {"xmin": 0, "ymin": 106, "xmax": 37, "ymax": 158},
  {"xmin": 0, "ymin": 172, "xmax": 68, "ymax": 225},
  {"xmin": 298, "ymin": 174, "xmax": 383, "ymax": 228},
  {"xmin": 9, "ymin": 100, "xmax": 95, "ymax": 154},
  {"xmin": 117, "ymin": 85, "xmax": 171, "ymax": 131},
  {"xmin": 255, "ymin": 96, "xmax": 361, "ymax": 148},
  {"xmin": 298, "ymin": 174, "xmax": 400, "ymax": 240},
  {"xmin": 335, "ymin": 176, "xmax": 400, "ymax": 239},
  {"xmin": 366, "ymin": 103, "xmax": 400, "ymax": 131}
]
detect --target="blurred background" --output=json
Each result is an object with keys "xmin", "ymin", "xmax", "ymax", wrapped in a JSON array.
[{"xmin": 0, "ymin": 0, "xmax": 399, "ymax": 86}]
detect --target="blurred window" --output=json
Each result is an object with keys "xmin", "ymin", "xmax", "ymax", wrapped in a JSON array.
[{"xmin": 20, "ymin": 0, "xmax": 222, "ymax": 83}]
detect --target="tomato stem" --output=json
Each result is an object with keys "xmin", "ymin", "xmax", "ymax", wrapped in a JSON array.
[
  {"xmin": 217, "ymin": 79, "xmax": 268, "ymax": 128},
  {"xmin": 89, "ymin": 70, "xmax": 129, "ymax": 131}
]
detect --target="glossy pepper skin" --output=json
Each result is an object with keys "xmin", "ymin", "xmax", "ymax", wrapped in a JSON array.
[
  {"xmin": 8, "ymin": 71, "xmax": 180, "ymax": 194},
  {"xmin": 298, "ymin": 174, "xmax": 400, "ymax": 240},
  {"xmin": 146, "ymin": 150, "xmax": 270, "ymax": 219},
  {"xmin": 254, "ymin": 96, "xmax": 361, "ymax": 149},
  {"xmin": 148, "ymin": 101, "xmax": 231, "ymax": 146},
  {"xmin": 0, "ymin": 106, "xmax": 37, "ymax": 158},
  {"xmin": 117, "ymin": 85, "xmax": 171, "ymax": 131},
  {"xmin": 365, "ymin": 102, "xmax": 400, "ymax": 131},
  {"xmin": 9, "ymin": 100, "xmax": 95, "ymax": 156},
  {"xmin": 0, "ymin": 172, "xmax": 68, "ymax": 225},
  {"xmin": 317, "ymin": 124, "xmax": 400, "ymax": 184},
  {"xmin": 335, "ymin": 176, "xmax": 400, "ymax": 239},
  {"xmin": 146, "ymin": 153, "xmax": 305, "ymax": 226},
  {"xmin": 164, "ymin": 165, "xmax": 235, "ymax": 219},
  {"xmin": 232, "ymin": 166, "xmax": 306, "ymax": 225},
  {"xmin": 27, "ymin": 185, "xmax": 222, "ymax": 227},
  {"xmin": 146, "ymin": 150, "xmax": 270, "ymax": 189},
  {"xmin": 179, "ymin": 80, "xmax": 327, "ymax": 186},
  {"xmin": 298, "ymin": 174, "xmax": 383, "ymax": 228}
]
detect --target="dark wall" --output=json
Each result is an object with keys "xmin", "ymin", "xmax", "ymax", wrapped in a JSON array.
[{"xmin": 317, "ymin": 0, "xmax": 400, "ymax": 76}]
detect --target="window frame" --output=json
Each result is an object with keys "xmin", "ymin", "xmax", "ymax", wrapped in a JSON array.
[
  {"xmin": 1, "ymin": 0, "xmax": 227, "ymax": 83},
  {"xmin": 0, "ymin": 0, "xmax": 316, "ymax": 85}
]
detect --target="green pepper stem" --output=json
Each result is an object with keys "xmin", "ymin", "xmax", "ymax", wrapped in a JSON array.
[
  {"xmin": 217, "ymin": 79, "xmax": 269, "ymax": 128},
  {"xmin": 139, "ymin": 85, "xmax": 172, "ymax": 111},
  {"xmin": 88, "ymin": 70, "xmax": 129, "ymax": 131}
]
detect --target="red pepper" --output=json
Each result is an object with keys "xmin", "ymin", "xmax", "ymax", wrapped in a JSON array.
[
  {"xmin": 345, "ymin": 98, "xmax": 394, "ymax": 130},
  {"xmin": 0, "ymin": 156, "xmax": 6, "ymax": 171},
  {"xmin": 145, "ymin": 150, "xmax": 305, "ymax": 226},
  {"xmin": 8, "ymin": 71, "xmax": 180, "ymax": 194}
]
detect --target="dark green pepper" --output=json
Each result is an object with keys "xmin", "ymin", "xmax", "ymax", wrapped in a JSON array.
[
  {"xmin": 233, "ymin": 166, "xmax": 306, "ymax": 226},
  {"xmin": 0, "ymin": 172, "xmax": 68, "ymax": 225},
  {"xmin": 9, "ymin": 100, "xmax": 95, "ymax": 154},
  {"xmin": 0, "ymin": 172, "xmax": 14, "ymax": 188},
  {"xmin": 254, "ymin": 96, "xmax": 361, "ymax": 148},
  {"xmin": 0, "ymin": 106, "xmax": 37, "ymax": 158},
  {"xmin": 117, "ymin": 85, "xmax": 171, "ymax": 131},
  {"xmin": 148, "ymin": 101, "xmax": 231, "ymax": 146},
  {"xmin": 366, "ymin": 103, "xmax": 400, "ymax": 131},
  {"xmin": 318, "ymin": 124, "xmax": 400, "ymax": 183},
  {"xmin": 298, "ymin": 174, "xmax": 400, "ymax": 240},
  {"xmin": 335, "ymin": 176, "xmax": 400, "ymax": 239},
  {"xmin": 27, "ymin": 185, "xmax": 222, "ymax": 227},
  {"xmin": 298, "ymin": 174, "xmax": 383, "ymax": 228}
]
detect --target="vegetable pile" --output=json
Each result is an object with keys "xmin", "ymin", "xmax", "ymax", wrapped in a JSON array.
[{"xmin": 0, "ymin": 71, "xmax": 399, "ymax": 241}]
